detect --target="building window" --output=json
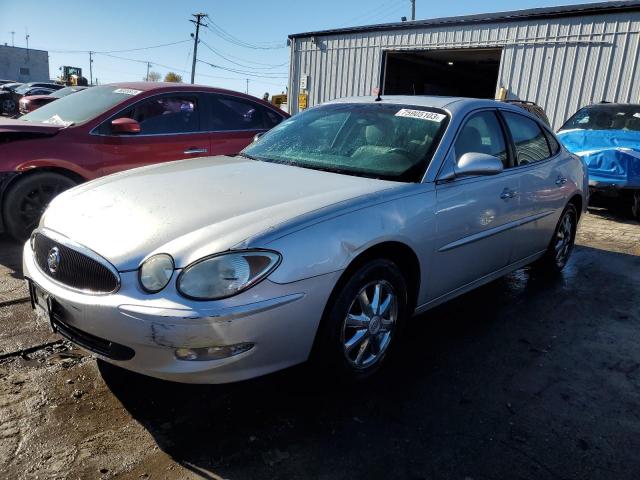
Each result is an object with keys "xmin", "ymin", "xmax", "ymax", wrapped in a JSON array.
[{"xmin": 19, "ymin": 67, "xmax": 30, "ymax": 75}]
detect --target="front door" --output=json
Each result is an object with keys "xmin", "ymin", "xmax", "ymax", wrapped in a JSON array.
[
  {"xmin": 98, "ymin": 92, "xmax": 210, "ymax": 176},
  {"xmin": 431, "ymin": 110, "xmax": 519, "ymax": 300}
]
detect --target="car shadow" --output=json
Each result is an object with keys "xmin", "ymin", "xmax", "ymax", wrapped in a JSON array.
[
  {"xmin": 99, "ymin": 245, "xmax": 640, "ymax": 479},
  {"xmin": 0, "ymin": 233, "xmax": 25, "ymax": 280}
]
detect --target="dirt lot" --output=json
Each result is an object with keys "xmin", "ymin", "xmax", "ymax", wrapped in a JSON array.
[{"xmin": 1, "ymin": 206, "xmax": 639, "ymax": 480}]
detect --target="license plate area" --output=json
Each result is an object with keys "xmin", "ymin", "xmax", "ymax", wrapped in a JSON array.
[{"xmin": 27, "ymin": 279, "xmax": 57, "ymax": 332}]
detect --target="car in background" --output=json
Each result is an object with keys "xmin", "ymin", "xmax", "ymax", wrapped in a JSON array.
[
  {"xmin": 0, "ymin": 80, "xmax": 16, "ymax": 86},
  {"xmin": 22, "ymin": 96, "xmax": 587, "ymax": 383},
  {"xmin": 0, "ymin": 82, "xmax": 288, "ymax": 240},
  {"xmin": 557, "ymin": 103, "xmax": 640, "ymax": 219},
  {"xmin": 19, "ymin": 86, "xmax": 88, "ymax": 115},
  {"xmin": 1, "ymin": 82, "xmax": 64, "ymax": 115},
  {"xmin": 503, "ymin": 100, "xmax": 551, "ymax": 126}
]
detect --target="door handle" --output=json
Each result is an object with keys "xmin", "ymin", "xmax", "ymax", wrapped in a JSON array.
[
  {"xmin": 184, "ymin": 147, "xmax": 208, "ymax": 155},
  {"xmin": 500, "ymin": 188, "xmax": 517, "ymax": 200},
  {"xmin": 555, "ymin": 176, "xmax": 568, "ymax": 186}
]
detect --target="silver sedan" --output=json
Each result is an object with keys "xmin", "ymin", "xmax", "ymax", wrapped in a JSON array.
[{"xmin": 22, "ymin": 96, "xmax": 588, "ymax": 383}]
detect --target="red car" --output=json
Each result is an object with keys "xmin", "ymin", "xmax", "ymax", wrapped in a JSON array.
[
  {"xmin": 18, "ymin": 86, "xmax": 88, "ymax": 115},
  {"xmin": 0, "ymin": 82, "xmax": 288, "ymax": 240}
]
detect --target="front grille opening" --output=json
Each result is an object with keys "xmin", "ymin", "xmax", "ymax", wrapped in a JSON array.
[
  {"xmin": 33, "ymin": 233, "xmax": 120, "ymax": 294},
  {"xmin": 52, "ymin": 306, "xmax": 135, "ymax": 361}
]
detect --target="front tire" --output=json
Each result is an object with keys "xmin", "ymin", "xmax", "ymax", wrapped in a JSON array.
[
  {"xmin": 1, "ymin": 98, "xmax": 16, "ymax": 115},
  {"xmin": 533, "ymin": 203, "xmax": 578, "ymax": 274},
  {"xmin": 313, "ymin": 258, "xmax": 409, "ymax": 381},
  {"xmin": 3, "ymin": 172, "xmax": 77, "ymax": 241}
]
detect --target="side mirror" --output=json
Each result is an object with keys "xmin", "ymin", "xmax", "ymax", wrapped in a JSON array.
[
  {"xmin": 455, "ymin": 152, "xmax": 503, "ymax": 177},
  {"xmin": 253, "ymin": 132, "xmax": 265, "ymax": 143},
  {"xmin": 111, "ymin": 117, "xmax": 140, "ymax": 134}
]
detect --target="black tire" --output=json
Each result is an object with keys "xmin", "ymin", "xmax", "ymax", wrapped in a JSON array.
[
  {"xmin": 533, "ymin": 203, "xmax": 578, "ymax": 274},
  {"xmin": 1, "ymin": 97, "xmax": 16, "ymax": 115},
  {"xmin": 3, "ymin": 172, "xmax": 77, "ymax": 241},
  {"xmin": 312, "ymin": 258, "xmax": 409, "ymax": 381},
  {"xmin": 632, "ymin": 190, "xmax": 640, "ymax": 221}
]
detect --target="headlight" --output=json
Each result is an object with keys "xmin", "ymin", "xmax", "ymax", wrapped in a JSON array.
[
  {"xmin": 177, "ymin": 250, "xmax": 281, "ymax": 300},
  {"xmin": 139, "ymin": 254, "xmax": 175, "ymax": 293}
]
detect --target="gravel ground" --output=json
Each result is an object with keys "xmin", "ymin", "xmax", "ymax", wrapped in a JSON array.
[{"xmin": 0, "ymin": 206, "xmax": 639, "ymax": 480}]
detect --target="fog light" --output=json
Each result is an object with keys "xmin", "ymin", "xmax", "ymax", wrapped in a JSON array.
[{"xmin": 174, "ymin": 343, "xmax": 254, "ymax": 361}]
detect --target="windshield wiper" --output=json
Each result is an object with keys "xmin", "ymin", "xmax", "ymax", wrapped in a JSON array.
[{"xmin": 237, "ymin": 152, "xmax": 260, "ymax": 161}]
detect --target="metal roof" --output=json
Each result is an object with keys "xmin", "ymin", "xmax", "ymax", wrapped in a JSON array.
[{"xmin": 289, "ymin": 0, "xmax": 640, "ymax": 39}]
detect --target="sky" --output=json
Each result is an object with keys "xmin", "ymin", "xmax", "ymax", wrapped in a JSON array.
[{"xmin": 0, "ymin": 0, "xmax": 604, "ymax": 98}]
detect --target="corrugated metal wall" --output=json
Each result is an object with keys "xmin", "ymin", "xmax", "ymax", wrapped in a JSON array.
[{"xmin": 289, "ymin": 11, "xmax": 640, "ymax": 128}]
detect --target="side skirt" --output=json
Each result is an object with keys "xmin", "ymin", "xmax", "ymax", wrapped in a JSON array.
[{"xmin": 413, "ymin": 250, "xmax": 546, "ymax": 316}]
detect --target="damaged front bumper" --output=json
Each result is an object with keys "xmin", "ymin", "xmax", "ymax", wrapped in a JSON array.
[{"xmin": 22, "ymin": 242, "xmax": 339, "ymax": 384}]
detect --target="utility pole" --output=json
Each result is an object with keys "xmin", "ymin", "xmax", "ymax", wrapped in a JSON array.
[
  {"xmin": 410, "ymin": 0, "xmax": 416, "ymax": 20},
  {"xmin": 89, "ymin": 51, "xmax": 93, "ymax": 85},
  {"xmin": 10, "ymin": 31, "xmax": 15, "ymax": 47},
  {"xmin": 246, "ymin": 78, "xmax": 249, "ymax": 94},
  {"xmin": 190, "ymin": 13, "xmax": 207, "ymax": 85},
  {"xmin": 146, "ymin": 62, "xmax": 151, "ymax": 81}
]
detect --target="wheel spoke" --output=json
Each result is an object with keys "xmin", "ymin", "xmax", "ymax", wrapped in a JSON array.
[
  {"xmin": 346, "ymin": 313, "xmax": 369, "ymax": 329},
  {"xmin": 345, "ymin": 329, "xmax": 368, "ymax": 353},
  {"xmin": 354, "ymin": 338, "xmax": 369, "ymax": 366},
  {"xmin": 371, "ymin": 283, "xmax": 381, "ymax": 314},
  {"xmin": 379, "ymin": 294, "xmax": 392, "ymax": 317},
  {"xmin": 369, "ymin": 334, "xmax": 381, "ymax": 355},
  {"xmin": 358, "ymin": 290, "xmax": 373, "ymax": 317}
]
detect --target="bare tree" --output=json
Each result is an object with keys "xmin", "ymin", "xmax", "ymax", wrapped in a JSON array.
[{"xmin": 145, "ymin": 71, "xmax": 161, "ymax": 82}]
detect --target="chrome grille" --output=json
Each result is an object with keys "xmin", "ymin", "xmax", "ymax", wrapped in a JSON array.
[{"xmin": 33, "ymin": 233, "xmax": 120, "ymax": 294}]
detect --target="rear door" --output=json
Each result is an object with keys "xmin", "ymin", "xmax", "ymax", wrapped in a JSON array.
[
  {"xmin": 500, "ymin": 111, "xmax": 567, "ymax": 262},
  {"xmin": 202, "ymin": 93, "xmax": 284, "ymax": 156},
  {"xmin": 431, "ymin": 110, "xmax": 519, "ymax": 300},
  {"xmin": 97, "ymin": 92, "xmax": 210, "ymax": 175}
]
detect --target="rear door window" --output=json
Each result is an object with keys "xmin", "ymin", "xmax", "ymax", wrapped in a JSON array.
[
  {"xmin": 502, "ymin": 112, "xmax": 551, "ymax": 165},
  {"xmin": 206, "ymin": 94, "xmax": 281, "ymax": 131}
]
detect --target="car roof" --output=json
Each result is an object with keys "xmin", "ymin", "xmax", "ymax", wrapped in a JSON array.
[
  {"xmin": 100, "ymin": 82, "xmax": 285, "ymax": 113},
  {"xmin": 324, "ymin": 95, "xmax": 530, "ymax": 117}
]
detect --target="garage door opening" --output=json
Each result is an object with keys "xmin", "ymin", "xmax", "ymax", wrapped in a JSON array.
[{"xmin": 382, "ymin": 48, "xmax": 502, "ymax": 99}]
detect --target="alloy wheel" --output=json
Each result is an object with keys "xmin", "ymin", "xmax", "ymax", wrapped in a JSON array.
[
  {"xmin": 2, "ymin": 98, "xmax": 16, "ymax": 113},
  {"xmin": 341, "ymin": 280, "xmax": 398, "ymax": 370},
  {"xmin": 18, "ymin": 182, "xmax": 66, "ymax": 232},
  {"xmin": 554, "ymin": 210, "xmax": 575, "ymax": 268}
]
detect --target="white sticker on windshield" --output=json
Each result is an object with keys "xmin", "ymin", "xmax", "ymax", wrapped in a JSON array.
[
  {"xmin": 42, "ymin": 114, "xmax": 73, "ymax": 127},
  {"xmin": 113, "ymin": 88, "xmax": 142, "ymax": 96},
  {"xmin": 634, "ymin": 113, "xmax": 640, "ymax": 119},
  {"xmin": 395, "ymin": 109, "xmax": 446, "ymax": 122}
]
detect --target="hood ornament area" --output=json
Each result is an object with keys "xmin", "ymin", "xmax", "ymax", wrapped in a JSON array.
[{"xmin": 47, "ymin": 247, "xmax": 61, "ymax": 275}]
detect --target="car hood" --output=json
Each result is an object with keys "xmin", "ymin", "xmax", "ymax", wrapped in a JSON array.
[
  {"xmin": 42, "ymin": 156, "xmax": 398, "ymax": 270},
  {"xmin": 0, "ymin": 117, "xmax": 66, "ymax": 135}
]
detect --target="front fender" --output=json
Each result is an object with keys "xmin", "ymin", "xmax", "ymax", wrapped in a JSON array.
[{"xmin": 258, "ymin": 186, "xmax": 437, "ymax": 292}]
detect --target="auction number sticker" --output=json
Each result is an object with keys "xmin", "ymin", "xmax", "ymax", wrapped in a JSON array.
[
  {"xmin": 113, "ymin": 88, "xmax": 143, "ymax": 96},
  {"xmin": 395, "ymin": 109, "xmax": 446, "ymax": 122}
]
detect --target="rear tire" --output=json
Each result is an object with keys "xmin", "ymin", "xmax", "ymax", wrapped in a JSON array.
[
  {"xmin": 312, "ymin": 258, "xmax": 409, "ymax": 382},
  {"xmin": 3, "ymin": 172, "xmax": 77, "ymax": 241},
  {"xmin": 533, "ymin": 203, "xmax": 578, "ymax": 274}
]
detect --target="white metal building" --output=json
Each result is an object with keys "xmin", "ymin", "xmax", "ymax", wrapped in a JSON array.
[
  {"xmin": 287, "ymin": 1, "xmax": 640, "ymax": 128},
  {"xmin": 0, "ymin": 45, "xmax": 50, "ymax": 83}
]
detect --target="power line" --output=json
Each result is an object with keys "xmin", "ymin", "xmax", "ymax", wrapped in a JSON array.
[
  {"xmin": 43, "ymin": 39, "xmax": 192, "ymax": 55},
  {"xmin": 197, "ymin": 59, "xmax": 288, "ymax": 78},
  {"xmin": 199, "ymin": 39, "xmax": 287, "ymax": 70},
  {"xmin": 205, "ymin": 21, "xmax": 285, "ymax": 50}
]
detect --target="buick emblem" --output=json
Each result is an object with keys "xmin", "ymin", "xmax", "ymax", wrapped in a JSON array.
[{"xmin": 47, "ymin": 247, "xmax": 61, "ymax": 275}]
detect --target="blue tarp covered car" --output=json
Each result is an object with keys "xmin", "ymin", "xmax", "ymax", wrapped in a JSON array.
[{"xmin": 557, "ymin": 103, "xmax": 640, "ymax": 219}]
